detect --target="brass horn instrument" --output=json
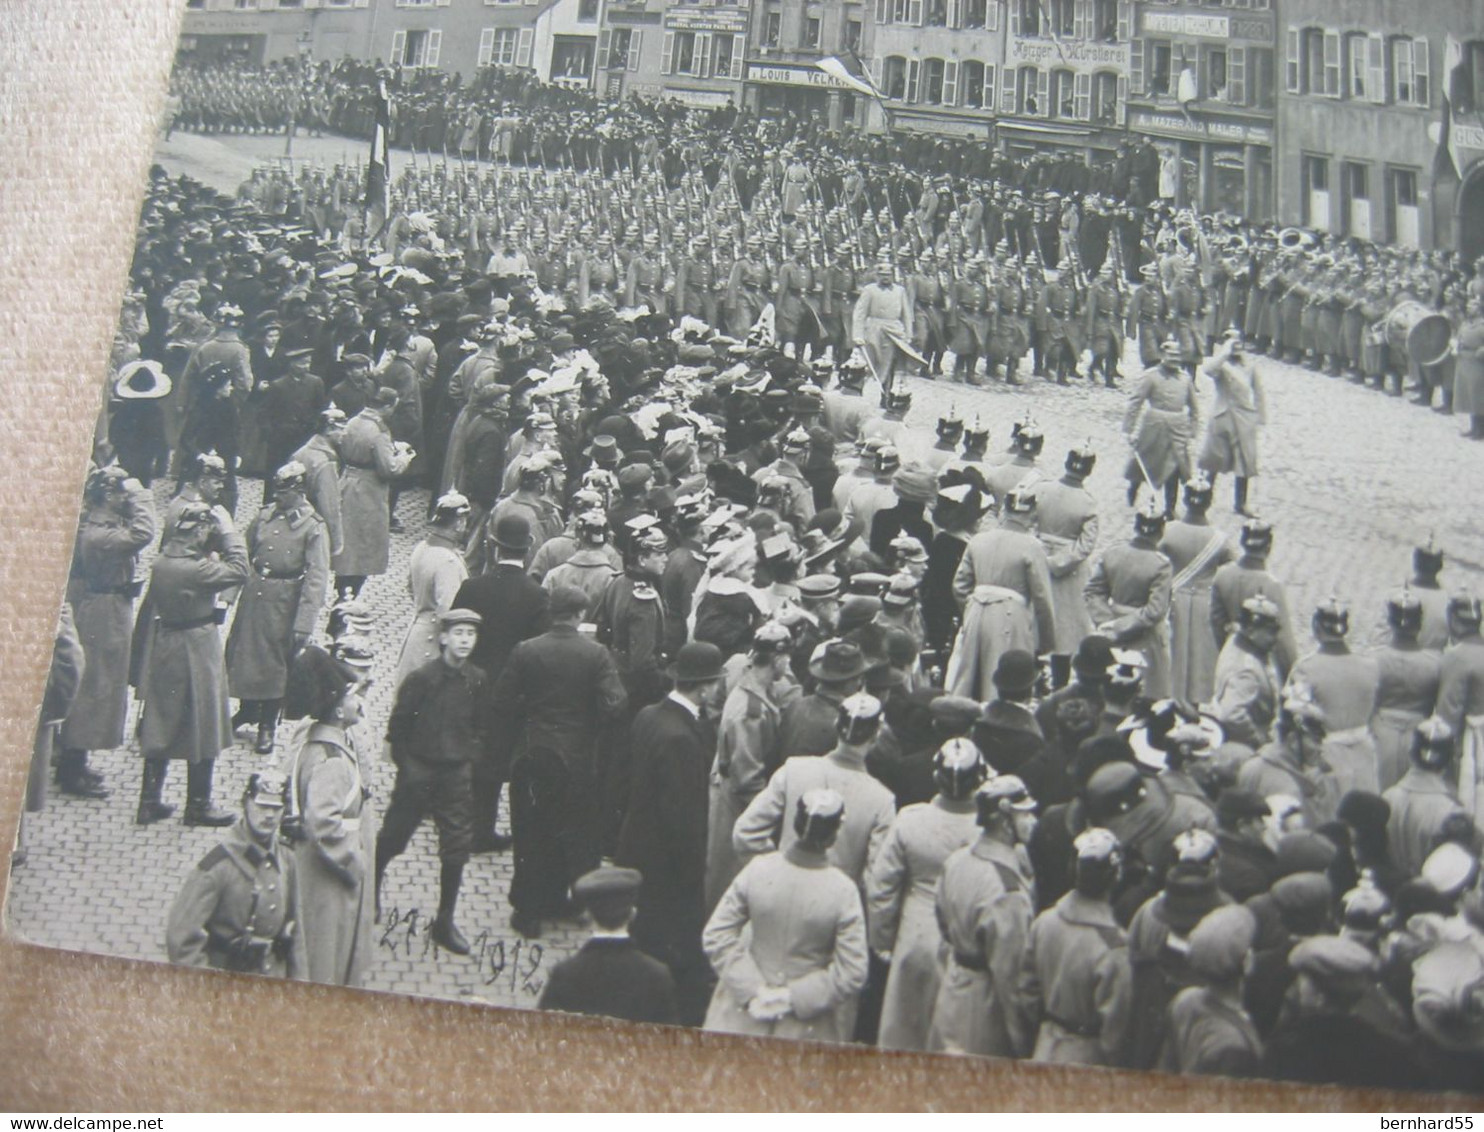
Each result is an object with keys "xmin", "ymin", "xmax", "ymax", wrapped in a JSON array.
[{"xmin": 1278, "ymin": 227, "xmax": 1318, "ymax": 251}]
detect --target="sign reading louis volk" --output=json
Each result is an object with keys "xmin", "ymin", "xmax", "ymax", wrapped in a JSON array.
[{"xmin": 9, "ymin": 0, "xmax": 1484, "ymax": 1102}]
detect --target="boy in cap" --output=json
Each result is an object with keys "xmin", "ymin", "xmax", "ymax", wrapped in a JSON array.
[
  {"xmin": 1158, "ymin": 904, "xmax": 1262, "ymax": 1078},
  {"xmin": 374, "ymin": 608, "xmax": 490, "ymax": 955},
  {"xmin": 539, "ymin": 866, "xmax": 679, "ymax": 1026}
]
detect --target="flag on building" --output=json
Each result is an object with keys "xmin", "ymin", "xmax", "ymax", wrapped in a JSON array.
[
  {"xmin": 817, "ymin": 55, "xmax": 882, "ymax": 100},
  {"xmin": 1434, "ymin": 35, "xmax": 1466, "ymax": 182},
  {"xmin": 365, "ymin": 77, "xmax": 392, "ymax": 237}
]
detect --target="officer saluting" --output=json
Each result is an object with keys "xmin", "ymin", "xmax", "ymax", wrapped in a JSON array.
[{"xmin": 166, "ymin": 769, "xmax": 305, "ymax": 979}]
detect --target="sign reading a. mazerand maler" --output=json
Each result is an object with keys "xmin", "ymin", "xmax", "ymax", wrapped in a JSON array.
[
  {"xmin": 745, "ymin": 62, "xmax": 852, "ymax": 88},
  {"xmin": 1006, "ymin": 37, "xmax": 1130, "ymax": 70}
]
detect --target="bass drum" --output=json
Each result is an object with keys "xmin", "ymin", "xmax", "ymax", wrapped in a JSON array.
[{"xmin": 1385, "ymin": 300, "xmax": 1454, "ymax": 367}]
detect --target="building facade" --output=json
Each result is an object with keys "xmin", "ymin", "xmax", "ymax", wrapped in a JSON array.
[
  {"xmin": 864, "ymin": 0, "xmax": 1004, "ymax": 137},
  {"xmin": 1124, "ymin": 0, "xmax": 1277, "ymax": 220},
  {"xmin": 1276, "ymin": 0, "xmax": 1484, "ymax": 252},
  {"xmin": 742, "ymin": 0, "xmax": 868, "ymax": 127},
  {"xmin": 180, "ymin": 0, "xmax": 374, "ymax": 65}
]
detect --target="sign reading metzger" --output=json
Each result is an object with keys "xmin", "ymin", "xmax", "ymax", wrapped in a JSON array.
[{"xmin": 1006, "ymin": 37, "xmax": 1130, "ymax": 69}]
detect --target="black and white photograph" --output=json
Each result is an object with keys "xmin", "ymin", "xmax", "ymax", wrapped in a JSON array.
[{"xmin": 7, "ymin": 0, "xmax": 1484, "ymax": 1102}]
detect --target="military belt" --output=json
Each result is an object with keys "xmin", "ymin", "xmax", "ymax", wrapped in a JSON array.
[
  {"xmin": 1045, "ymin": 1011, "xmax": 1101, "ymax": 1039},
  {"xmin": 952, "ymin": 950, "xmax": 988, "ymax": 973},
  {"xmin": 256, "ymin": 568, "xmax": 305, "ymax": 581},
  {"xmin": 88, "ymin": 581, "xmax": 145, "ymax": 598},
  {"xmin": 159, "ymin": 615, "xmax": 218, "ymax": 632}
]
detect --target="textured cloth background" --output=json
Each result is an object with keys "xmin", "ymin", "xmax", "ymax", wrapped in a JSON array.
[{"xmin": 0, "ymin": 0, "xmax": 1472, "ymax": 1111}]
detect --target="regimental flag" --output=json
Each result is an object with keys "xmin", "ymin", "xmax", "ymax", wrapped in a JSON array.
[
  {"xmin": 817, "ymin": 55, "xmax": 882, "ymax": 100},
  {"xmin": 365, "ymin": 77, "xmax": 392, "ymax": 238}
]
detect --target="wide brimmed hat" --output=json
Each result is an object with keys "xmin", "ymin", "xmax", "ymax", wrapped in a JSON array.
[
  {"xmin": 808, "ymin": 639, "xmax": 869, "ymax": 683},
  {"xmin": 115, "ymin": 359, "xmax": 172, "ymax": 400}
]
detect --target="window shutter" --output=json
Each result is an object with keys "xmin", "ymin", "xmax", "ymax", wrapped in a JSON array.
[
  {"xmin": 1074, "ymin": 70, "xmax": 1091, "ymax": 119},
  {"xmin": 1036, "ymin": 67, "xmax": 1050, "ymax": 115},
  {"xmin": 1116, "ymin": 0, "xmax": 1130, "ymax": 42},
  {"xmin": 1229, "ymin": 44, "xmax": 1245, "ymax": 104},
  {"xmin": 1001, "ymin": 65, "xmax": 1016, "ymax": 113},
  {"xmin": 661, "ymin": 30, "xmax": 675, "ymax": 74},
  {"xmin": 984, "ymin": 64, "xmax": 996, "ymax": 109},
  {"xmin": 946, "ymin": 0, "xmax": 960, "ymax": 29},
  {"xmin": 1008, "ymin": 0, "xmax": 1020, "ymax": 36},
  {"xmin": 516, "ymin": 26, "xmax": 534, "ymax": 66},
  {"xmin": 1129, "ymin": 36, "xmax": 1143, "ymax": 93},
  {"xmin": 876, "ymin": 0, "xmax": 890, "ymax": 25},
  {"xmin": 908, "ymin": 0, "xmax": 924, "ymax": 26},
  {"xmin": 1073, "ymin": 0, "xmax": 1088, "ymax": 42},
  {"xmin": 1366, "ymin": 32, "xmax": 1385, "ymax": 103},
  {"xmin": 426, "ymin": 28, "xmax": 443, "ymax": 66},
  {"xmin": 1414, "ymin": 37, "xmax": 1430, "ymax": 106},
  {"xmin": 480, "ymin": 27, "xmax": 498, "ymax": 66},
  {"xmin": 987, "ymin": 0, "xmax": 998, "ymax": 30},
  {"xmin": 629, "ymin": 31, "xmax": 642, "ymax": 71},
  {"xmin": 596, "ymin": 28, "xmax": 610, "ymax": 68},
  {"xmin": 1285, "ymin": 26, "xmax": 1300, "ymax": 92},
  {"xmin": 700, "ymin": 31, "xmax": 713, "ymax": 77},
  {"xmin": 1116, "ymin": 73, "xmax": 1127, "ymax": 123},
  {"xmin": 907, "ymin": 57, "xmax": 921, "ymax": 101},
  {"xmin": 1323, "ymin": 28, "xmax": 1340, "ymax": 96},
  {"xmin": 943, "ymin": 59, "xmax": 959, "ymax": 104},
  {"xmin": 390, "ymin": 29, "xmax": 406, "ymax": 65}
]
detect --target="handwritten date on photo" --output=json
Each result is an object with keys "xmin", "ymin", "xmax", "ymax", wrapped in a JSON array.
[{"xmin": 378, "ymin": 907, "xmax": 545, "ymax": 998}]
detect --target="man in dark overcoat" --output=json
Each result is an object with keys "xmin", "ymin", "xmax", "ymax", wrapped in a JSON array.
[
  {"xmin": 493, "ymin": 584, "xmax": 627, "ymax": 939},
  {"xmin": 616, "ymin": 641, "xmax": 724, "ymax": 1026},
  {"xmin": 452, "ymin": 512, "xmax": 550, "ymax": 852}
]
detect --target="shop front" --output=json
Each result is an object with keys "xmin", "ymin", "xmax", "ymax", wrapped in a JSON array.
[
  {"xmin": 744, "ymin": 62, "xmax": 858, "ymax": 128},
  {"xmin": 1127, "ymin": 107, "xmax": 1274, "ymax": 220}
]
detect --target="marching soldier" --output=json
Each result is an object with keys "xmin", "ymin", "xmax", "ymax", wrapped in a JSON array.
[
  {"xmin": 948, "ymin": 253, "xmax": 992, "ymax": 387},
  {"xmin": 1085, "ymin": 262, "xmax": 1125, "ymax": 387}
]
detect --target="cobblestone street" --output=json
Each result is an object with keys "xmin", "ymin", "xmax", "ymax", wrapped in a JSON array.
[{"xmin": 7, "ymin": 129, "xmax": 1484, "ymax": 1017}]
